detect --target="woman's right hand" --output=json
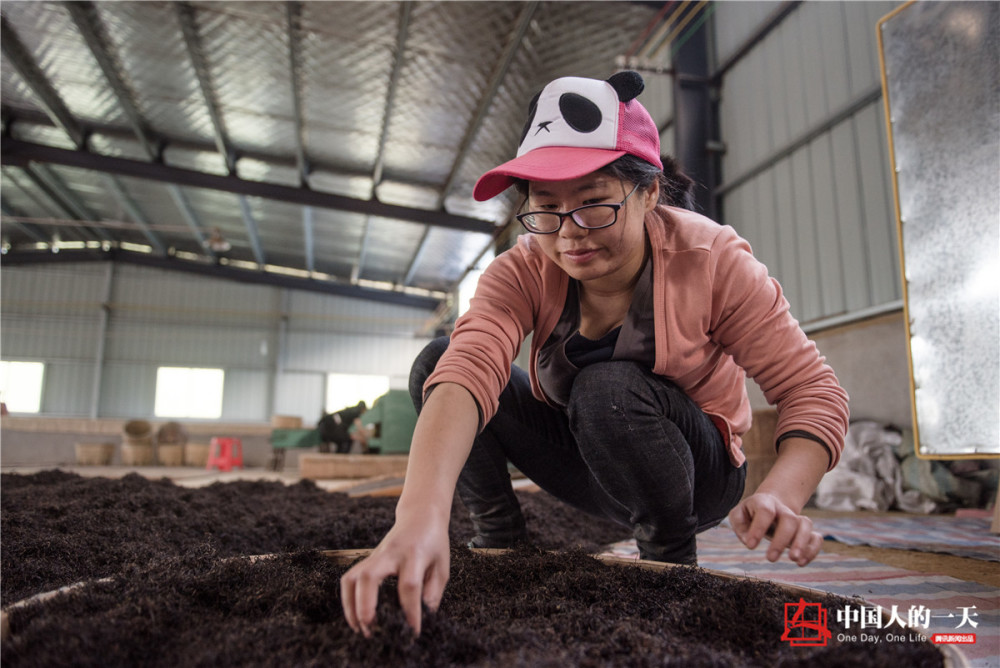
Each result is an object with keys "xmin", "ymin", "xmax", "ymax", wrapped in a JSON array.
[
  {"xmin": 341, "ymin": 382, "xmax": 479, "ymax": 637},
  {"xmin": 339, "ymin": 509, "xmax": 451, "ymax": 638}
]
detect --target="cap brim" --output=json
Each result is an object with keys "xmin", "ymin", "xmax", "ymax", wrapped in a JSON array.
[{"xmin": 473, "ymin": 146, "xmax": 627, "ymax": 201}]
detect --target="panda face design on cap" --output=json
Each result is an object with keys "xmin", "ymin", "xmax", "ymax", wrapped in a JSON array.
[
  {"xmin": 517, "ymin": 77, "xmax": 619, "ymax": 157},
  {"xmin": 471, "ymin": 71, "xmax": 654, "ymax": 201},
  {"xmin": 516, "ymin": 72, "xmax": 646, "ymax": 158}
]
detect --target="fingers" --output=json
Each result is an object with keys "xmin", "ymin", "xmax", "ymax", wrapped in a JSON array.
[
  {"xmin": 397, "ymin": 558, "xmax": 428, "ymax": 636},
  {"xmin": 341, "ymin": 555, "xmax": 398, "ymax": 638},
  {"xmin": 730, "ymin": 496, "xmax": 778, "ymax": 551},
  {"xmin": 728, "ymin": 502, "xmax": 762, "ymax": 550},
  {"xmin": 340, "ymin": 547, "xmax": 450, "ymax": 638},
  {"xmin": 727, "ymin": 503, "xmax": 751, "ymax": 543},
  {"xmin": 765, "ymin": 509, "xmax": 798, "ymax": 562},
  {"xmin": 729, "ymin": 494, "xmax": 823, "ymax": 566},
  {"xmin": 422, "ymin": 551, "xmax": 451, "ymax": 612},
  {"xmin": 340, "ymin": 570, "xmax": 360, "ymax": 633},
  {"xmin": 787, "ymin": 518, "xmax": 823, "ymax": 566}
]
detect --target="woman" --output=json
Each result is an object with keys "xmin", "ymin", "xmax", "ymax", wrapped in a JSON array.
[{"xmin": 340, "ymin": 71, "xmax": 849, "ymax": 637}]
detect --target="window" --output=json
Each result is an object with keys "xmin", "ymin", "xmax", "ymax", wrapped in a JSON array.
[
  {"xmin": 325, "ymin": 373, "xmax": 390, "ymax": 414},
  {"xmin": 155, "ymin": 367, "xmax": 224, "ymax": 419},
  {"xmin": 0, "ymin": 361, "xmax": 44, "ymax": 413}
]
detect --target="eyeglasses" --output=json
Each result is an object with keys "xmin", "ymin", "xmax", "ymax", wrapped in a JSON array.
[{"xmin": 516, "ymin": 183, "xmax": 641, "ymax": 235}]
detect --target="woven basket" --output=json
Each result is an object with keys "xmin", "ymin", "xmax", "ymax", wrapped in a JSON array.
[{"xmin": 74, "ymin": 442, "xmax": 115, "ymax": 466}]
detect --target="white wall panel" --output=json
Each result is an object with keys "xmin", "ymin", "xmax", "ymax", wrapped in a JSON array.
[
  {"xmin": 789, "ymin": 148, "xmax": 823, "ymax": 323},
  {"xmin": 222, "ymin": 369, "xmax": 271, "ymax": 422},
  {"xmin": 776, "ymin": 15, "xmax": 809, "ymax": 142},
  {"xmin": 111, "ymin": 265, "xmax": 279, "ymax": 327},
  {"xmin": 760, "ymin": 32, "xmax": 789, "ymax": 151},
  {"xmin": 274, "ymin": 371, "xmax": 325, "ymax": 424},
  {"xmin": 796, "ymin": 6, "xmax": 830, "ymax": 128},
  {"xmin": 286, "ymin": 290, "xmax": 430, "ymax": 337},
  {"xmin": 1, "ymin": 265, "xmax": 106, "ymax": 361},
  {"xmin": 753, "ymin": 170, "xmax": 780, "ymax": 280},
  {"xmin": 856, "ymin": 103, "xmax": 900, "ymax": 306},
  {"xmin": 809, "ymin": 135, "xmax": 846, "ymax": 316},
  {"xmin": 99, "ymin": 362, "xmax": 157, "ymax": 419},
  {"xmin": 829, "ymin": 120, "xmax": 872, "ymax": 313},
  {"xmin": 40, "ymin": 361, "xmax": 94, "ymax": 416},
  {"xmin": 845, "ymin": 2, "xmax": 902, "ymax": 94},
  {"xmin": 1, "ymin": 261, "xmax": 438, "ymax": 420},
  {"xmin": 284, "ymin": 331, "xmax": 430, "ymax": 377},
  {"xmin": 105, "ymin": 318, "xmax": 273, "ymax": 368},
  {"xmin": 0, "ymin": 313, "xmax": 102, "ymax": 360},
  {"xmin": 716, "ymin": 2, "xmax": 904, "ymax": 325},
  {"xmin": 0, "ymin": 263, "xmax": 108, "ymax": 308},
  {"xmin": 718, "ymin": 64, "xmax": 744, "ymax": 174},
  {"xmin": 713, "ymin": 1, "xmax": 785, "ymax": 65},
  {"xmin": 772, "ymin": 159, "xmax": 802, "ymax": 313},
  {"xmin": 814, "ymin": 1, "xmax": 851, "ymax": 113}
]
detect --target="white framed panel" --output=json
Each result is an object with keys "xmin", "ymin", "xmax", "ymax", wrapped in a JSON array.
[{"xmin": 879, "ymin": 1, "xmax": 999, "ymax": 457}]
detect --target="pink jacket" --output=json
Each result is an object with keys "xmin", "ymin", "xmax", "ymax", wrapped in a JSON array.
[{"xmin": 426, "ymin": 205, "xmax": 849, "ymax": 469}]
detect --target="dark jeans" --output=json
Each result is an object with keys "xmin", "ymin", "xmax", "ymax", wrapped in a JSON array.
[{"xmin": 409, "ymin": 336, "xmax": 745, "ymax": 565}]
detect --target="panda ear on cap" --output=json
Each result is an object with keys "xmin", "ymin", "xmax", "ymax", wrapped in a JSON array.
[{"xmin": 607, "ymin": 71, "xmax": 644, "ymax": 102}]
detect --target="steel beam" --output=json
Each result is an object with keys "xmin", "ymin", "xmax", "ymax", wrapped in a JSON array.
[
  {"xmin": 302, "ymin": 206, "xmax": 315, "ymax": 274},
  {"xmin": 439, "ymin": 1, "xmax": 538, "ymax": 200},
  {"xmin": 1, "ymin": 167, "xmax": 77, "ymax": 240},
  {"xmin": 26, "ymin": 164, "xmax": 109, "ymax": 242},
  {"xmin": 102, "ymin": 175, "xmax": 168, "ymax": 254},
  {"xmin": 166, "ymin": 185, "xmax": 215, "ymax": 259},
  {"xmin": 0, "ymin": 201, "xmax": 49, "ymax": 243},
  {"xmin": 5, "ymin": 106, "xmax": 447, "ymax": 192},
  {"xmin": 285, "ymin": 1, "xmax": 309, "ymax": 186},
  {"xmin": 64, "ymin": 1, "xmax": 160, "ymax": 159},
  {"xmin": 176, "ymin": 3, "xmax": 272, "ymax": 268},
  {"xmin": 176, "ymin": 0, "xmax": 235, "ymax": 171},
  {"xmin": 286, "ymin": 2, "xmax": 315, "ymax": 273},
  {"xmin": 402, "ymin": 227, "xmax": 432, "ymax": 286},
  {"xmin": 351, "ymin": 216, "xmax": 372, "ymax": 284},
  {"xmin": 372, "ymin": 1, "xmax": 412, "ymax": 188},
  {"xmin": 1, "ymin": 138, "xmax": 496, "ymax": 234},
  {"xmin": 1, "ymin": 247, "xmax": 442, "ymax": 309},
  {"xmin": 237, "ymin": 196, "xmax": 266, "ymax": 266},
  {"xmin": 672, "ymin": 17, "xmax": 718, "ymax": 219},
  {"xmin": 90, "ymin": 262, "xmax": 114, "ymax": 418},
  {"xmin": 0, "ymin": 17, "xmax": 87, "ymax": 149},
  {"xmin": 399, "ymin": 1, "xmax": 534, "ymax": 286}
]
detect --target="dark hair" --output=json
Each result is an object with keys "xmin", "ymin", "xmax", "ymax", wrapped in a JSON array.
[{"xmin": 512, "ymin": 154, "xmax": 695, "ymax": 210}]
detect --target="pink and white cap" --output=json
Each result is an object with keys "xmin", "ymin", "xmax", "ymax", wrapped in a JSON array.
[{"xmin": 473, "ymin": 71, "xmax": 663, "ymax": 201}]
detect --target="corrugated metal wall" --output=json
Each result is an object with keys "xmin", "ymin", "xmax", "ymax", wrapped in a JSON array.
[
  {"xmin": 1, "ymin": 262, "xmax": 432, "ymax": 421},
  {"xmin": 2, "ymin": 2, "xmax": 908, "ymax": 421},
  {"xmin": 713, "ymin": 1, "xmax": 902, "ymax": 324},
  {"xmin": 1, "ymin": 263, "xmax": 109, "ymax": 416}
]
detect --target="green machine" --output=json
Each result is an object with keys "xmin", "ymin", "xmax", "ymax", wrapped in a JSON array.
[
  {"xmin": 365, "ymin": 389, "xmax": 417, "ymax": 454},
  {"xmin": 269, "ymin": 427, "xmax": 323, "ymax": 470}
]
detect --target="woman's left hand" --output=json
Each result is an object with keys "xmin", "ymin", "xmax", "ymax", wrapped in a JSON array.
[{"xmin": 728, "ymin": 492, "xmax": 823, "ymax": 566}]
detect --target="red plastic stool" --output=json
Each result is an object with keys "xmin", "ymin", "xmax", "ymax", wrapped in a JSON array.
[{"xmin": 206, "ymin": 437, "xmax": 243, "ymax": 472}]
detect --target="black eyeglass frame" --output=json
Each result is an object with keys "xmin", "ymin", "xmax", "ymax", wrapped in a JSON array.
[{"xmin": 515, "ymin": 182, "xmax": 642, "ymax": 235}]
